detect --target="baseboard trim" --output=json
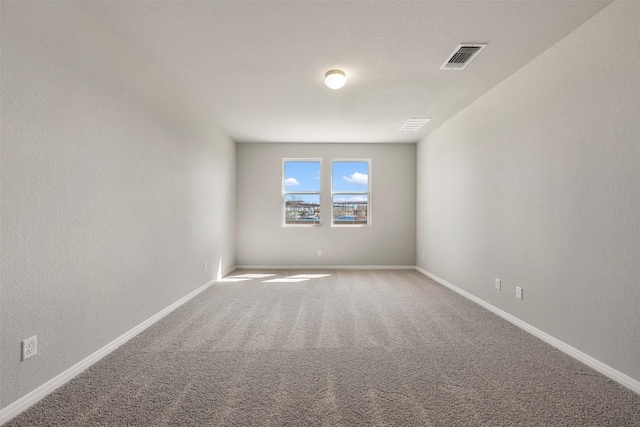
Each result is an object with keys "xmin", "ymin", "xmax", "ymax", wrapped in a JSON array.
[
  {"xmin": 415, "ymin": 267, "xmax": 640, "ymax": 395},
  {"xmin": 0, "ymin": 278, "xmax": 219, "ymax": 425},
  {"xmin": 4, "ymin": 266, "xmax": 636, "ymax": 425},
  {"xmin": 235, "ymin": 265, "xmax": 415, "ymax": 270}
]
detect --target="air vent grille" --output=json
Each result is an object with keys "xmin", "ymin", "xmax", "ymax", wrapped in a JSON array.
[
  {"xmin": 398, "ymin": 118, "xmax": 431, "ymax": 133},
  {"xmin": 440, "ymin": 43, "xmax": 487, "ymax": 70}
]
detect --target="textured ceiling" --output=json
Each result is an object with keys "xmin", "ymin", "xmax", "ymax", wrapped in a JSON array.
[{"xmin": 84, "ymin": 1, "xmax": 611, "ymax": 143}]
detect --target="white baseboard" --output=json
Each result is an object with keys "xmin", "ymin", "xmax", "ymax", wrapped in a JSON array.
[
  {"xmin": 0, "ymin": 278, "xmax": 218, "ymax": 425},
  {"xmin": 235, "ymin": 265, "xmax": 416, "ymax": 270},
  {"xmin": 4, "ymin": 266, "xmax": 636, "ymax": 425},
  {"xmin": 415, "ymin": 267, "xmax": 640, "ymax": 395}
]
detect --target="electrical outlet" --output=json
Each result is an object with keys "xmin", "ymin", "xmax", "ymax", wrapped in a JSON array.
[
  {"xmin": 421, "ymin": 252, "xmax": 425, "ymax": 260},
  {"xmin": 22, "ymin": 336, "xmax": 37, "ymax": 361},
  {"xmin": 516, "ymin": 286, "xmax": 523, "ymax": 300},
  {"xmin": 203, "ymin": 262, "xmax": 207, "ymax": 271},
  {"xmin": 495, "ymin": 278, "xmax": 501, "ymax": 290},
  {"xmin": 317, "ymin": 250, "xmax": 323, "ymax": 257}
]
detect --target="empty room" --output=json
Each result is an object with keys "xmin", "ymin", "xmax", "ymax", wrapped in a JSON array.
[{"xmin": 1, "ymin": 1, "xmax": 639, "ymax": 425}]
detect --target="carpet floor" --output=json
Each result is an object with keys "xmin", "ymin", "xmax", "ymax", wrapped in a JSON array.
[{"xmin": 6, "ymin": 270, "xmax": 640, "ymax": 426}]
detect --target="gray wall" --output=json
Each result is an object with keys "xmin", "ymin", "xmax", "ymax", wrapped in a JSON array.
[
  {"xmin": 0, "ymin": 2, "xmax": 236, "ymax": 408},
  {"xmin": 237, "ymin": 143, "xmax": 416, "ymax": 266},
  {"xmin": 416, "ymin": 0, "xmax": 640, "ymax": 382}
]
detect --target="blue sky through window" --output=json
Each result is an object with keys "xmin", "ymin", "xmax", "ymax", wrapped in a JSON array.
[
  {"xmin": 284, "ymin": 161, "xmax": 320, "ymax": 192},
  {"xmin": 332, "ymin": 161, "xmax": 369, "ymax": 192},
  {"xmin": 284, "ymin": 161, "xmax": 320, "ymax": 204},
  {"xmin": 284, "ymin": 160, "xmax": 369, "ymax": 204}
]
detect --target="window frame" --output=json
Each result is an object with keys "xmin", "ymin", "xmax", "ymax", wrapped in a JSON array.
[
  {"xmin": 331, "ymin": 158, "xmax": 372, "ymax": 227},
  {"xmin": 282, "ymin": 158, "xmax": 322, "ymax": 227}
]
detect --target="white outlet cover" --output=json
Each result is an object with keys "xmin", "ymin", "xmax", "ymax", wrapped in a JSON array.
[
  {"xmin": 495, "ymin": 278, "xmax": 501, "ymax": 290},
  {"xmin": 22, "ymin": 336, "xmax": 37, "ymax": 361},
  {"xmin": 516, "ymin": 286, "xmax": 523, "ymax": 300}
]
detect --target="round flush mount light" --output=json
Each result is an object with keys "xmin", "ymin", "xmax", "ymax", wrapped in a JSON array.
[{"xmin": 324, "ymin": 69, "xmax": 346, "ymax": 89}]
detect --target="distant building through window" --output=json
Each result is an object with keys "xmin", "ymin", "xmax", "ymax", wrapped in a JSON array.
[
  {"xmin": 332, "ymin": 160, "xmax": 370, "ymax": 226},
  {"xmin": 282, "ymin": 159, "xmax": 321, "ymax": 226}
]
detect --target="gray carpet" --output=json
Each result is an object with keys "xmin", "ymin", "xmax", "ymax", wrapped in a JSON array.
[{"xmin": 6, "ymin": 270, "xmax": 640, "ymax": 426}]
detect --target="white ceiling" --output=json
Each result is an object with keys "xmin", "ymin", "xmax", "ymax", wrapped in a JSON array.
[{"xmin": 84, "ymin": 1, "xmax": 611, "ymax": 144}]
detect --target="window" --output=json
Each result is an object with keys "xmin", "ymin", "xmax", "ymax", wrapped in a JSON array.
[
  {"xmin": 332, "ymin": 160, "xmax": 370, "ymax": 226},
  {"xmin": 283, "ymin": 159, "xmax": 321, "ymax": 226}
]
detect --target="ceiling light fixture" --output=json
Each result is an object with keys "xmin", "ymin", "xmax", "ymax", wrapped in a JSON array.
[{"xmin": 324, "ymin": 69, "xmax": 346, "ymax": 89}]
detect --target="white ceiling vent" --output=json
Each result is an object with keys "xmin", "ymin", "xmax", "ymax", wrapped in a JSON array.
[
  {"xmin": 398, "ymin": 118, "xmax": 431, "ymax": 133},
  {"xmin": 440, "ymin": 43, "xmax": 487, "ymax": 70}
]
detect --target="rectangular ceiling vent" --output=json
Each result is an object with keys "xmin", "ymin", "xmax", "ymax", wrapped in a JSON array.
[
  {"xmin": 440, "ymin": 43, "xmax": 487, "ymax": 70},
  {"xmin": 398, "ymin": 118, "xmax": 431, "ymax": 133}
]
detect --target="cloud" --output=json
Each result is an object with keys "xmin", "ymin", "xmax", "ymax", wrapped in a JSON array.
[
  {"xmin": 342, "ymin": 172, "xmax": 368, "ymax": 185},
  {"xmin": 284, "ymin": 177, "xmax": 300, "ymax": 186}
]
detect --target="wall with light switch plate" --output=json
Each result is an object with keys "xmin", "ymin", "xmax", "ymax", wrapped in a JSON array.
[
  {"xmin": 0, "ymin": 2, "xmax": 236, "ymax": 409},
  {"xmin": 416, "ymin": 0, "xmax": 640, "ymax": 386}
]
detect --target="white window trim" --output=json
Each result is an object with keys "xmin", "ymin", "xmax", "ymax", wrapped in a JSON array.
[
  {"xmin": 331, "ymin": 158, "xmax": 372, "ymax": 227},
  {"xmin": 282, "ymin": 158, "xmax": 322, "ymax": 227}
]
